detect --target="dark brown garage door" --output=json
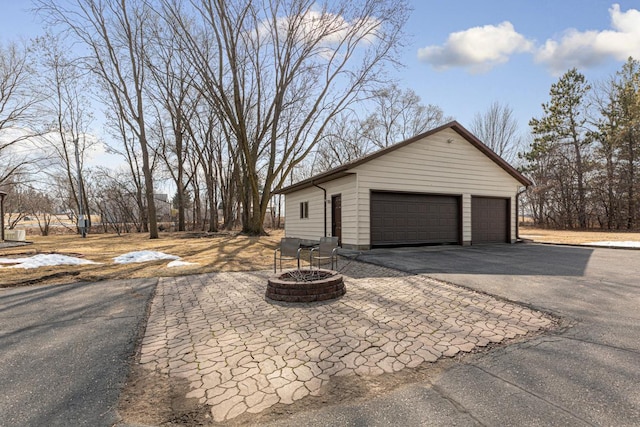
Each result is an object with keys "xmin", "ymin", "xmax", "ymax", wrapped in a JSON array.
[
  {"xmin": 370, "ymin": 192, "xmax": 460, "ymax": 247},
  {"xmin": 472, "ymin": 197, "xmax": 509, "ymax": 243}
]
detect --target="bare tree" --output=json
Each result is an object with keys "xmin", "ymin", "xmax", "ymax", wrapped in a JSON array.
[
  {"xmin": 37, "ymin": 0, "xmax": 160, "ymax": 238},
  {"xmin": 105, "ymin": 112, "xmax": 150, "ymax": 232},
  {"xmin": 88, "ymin": 167, "xmax": 141, "ymax": 234},
  {"xmin": 145, "ymin": 20, "xmax": 199, "ymax": 232},
  {"xmin": 313, "ymin": 113, "xmax": 372, "ymax": 173},
  {"xmin": 313, "ymin": 84, "xmax": 449, "ymax": 173},
  {"xmin": 470, "ymin": 101, "xmax": 522, "ymax": 163},
  {"xmin": 32, "ymin": 33, "xmax": 95, "ymax": 232},
  {"xmin": 362, "ymin": 83, "xmax": 449, "ymax": 149},
  {"xmin": 163, "ymin": 0, "xmax": 409, "ymax": 234},
  {"xmin": 185, "ymin": 103, "xmax": 226, "ymax": 232},
  {"xmin": 2, "ymin": 181, "xmax": 28, "ymax": 228},
  {"xmin": 0, "ymin": 41, "xmax": 43, "ymax": 187},
  {"xmin": 23, "ymin": 187, "xmax": 55, "ymax": 236}
]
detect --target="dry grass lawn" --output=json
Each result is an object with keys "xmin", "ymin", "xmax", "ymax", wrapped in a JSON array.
[
  {"xmin": 520, "ymin": 226, "xmax": 640, "ymax": 244},
  {"xmin": 3, "ymin": 226, "xmax": 639, "ymax": 288},
  {"xmin": 0, "ymin": 229, "xmax": 286, "ymax": 288}
]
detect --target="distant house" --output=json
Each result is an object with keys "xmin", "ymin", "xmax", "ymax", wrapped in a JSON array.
[
  {"xmin": 154, "ymin": 194, "xmax": 171, "ymax": 222},
  {"xmin": 275, "ymin": 121, "xmax": 531, "ymax": 250}
]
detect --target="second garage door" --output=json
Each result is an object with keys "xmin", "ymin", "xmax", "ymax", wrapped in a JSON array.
[
  {"xmin": 370, "ymin": 192, "xmax": 460, "ymax": 247},
  {"xmin": 472, "ymin": 197, "xmax": 509, "ymax": 243}
]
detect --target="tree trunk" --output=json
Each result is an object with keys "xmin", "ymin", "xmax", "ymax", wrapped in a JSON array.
[
  {"xmin": 177, "ymin": 181, "xmax": 185, "ymax": 231},
  {"xmin": 139, "ymin": 132, "xmax": 158, "ymax": 238},
  {"xmin": 571, "ymin": 124, "xmax": 588, "ymax": 229},
  {"xmin": 192, "ymin": 183, "xmax": 201, "ymax": 231},
  {"xmin": 575, "ymin": 150, "xmax": 587, "ymax": 228},
  {"xmin": 628, "ymin": 133, "xmax": 636, "ymax": 229},
  {"xmin": 208, "ymin": 186, "xmax": 217, "ymax": 233},
  {"xmin": 241, "ymin": 192, "xmax": 250, "ymax": 233},
  {"xmin": 222, "ymin": 164, "xmax": 238, "ymax": 230},
  {"xmin": 606, "ymin": 149, "xmax": 615, "ymax": 230},
  {"xmin": 205, "ymin": 174, "xmax": 217, "ymax": 232},
  {"xmin": 135, "ymin": 185, "xmax": 147, "ymax": 233}
]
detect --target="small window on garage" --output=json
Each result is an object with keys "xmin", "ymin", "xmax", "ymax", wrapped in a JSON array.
[{"xmin": 300, "ymin": 201, "xmax": 309, "ymax": 219}]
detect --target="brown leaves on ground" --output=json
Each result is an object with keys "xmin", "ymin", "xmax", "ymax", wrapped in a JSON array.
[{"xmin": 0, "ymin": 230, "xmax": 285, "ymax": 288}]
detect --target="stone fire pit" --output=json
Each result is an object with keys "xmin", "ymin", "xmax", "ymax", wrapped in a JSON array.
[{"xmin": 266, "ymin": 269, "xmax": 346, "ymax": 303}]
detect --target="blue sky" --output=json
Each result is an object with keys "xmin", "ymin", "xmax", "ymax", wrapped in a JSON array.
[
  {"xmin": 400, "ymin": 1, "xmax": 640, "ymax": 131},
  {"xmin": 1, "ymin": 1, "xmax": 640, "ymax": 145}
]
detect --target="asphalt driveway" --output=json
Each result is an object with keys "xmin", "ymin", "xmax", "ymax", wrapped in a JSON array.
[
  {"xmin": 268, "ymin": 243, "xmax": 640, "ymax": 426},
  {"xmin": 0, "ymin": 278, "xmax": 156, "ymax": 427},
  {"xmin": 4, "ymin": 244, "xmax": 637, "ymax": 426}
]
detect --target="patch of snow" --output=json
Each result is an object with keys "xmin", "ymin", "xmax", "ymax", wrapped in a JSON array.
[
  {"xmin": 113, "ymin": 251, "xmax": 180, "ymax": 264},
  {"xmin": 0, "ymin": 250, "xmax": 196, "ymax": 270},
  {"xmin": 0, "ymin": 254, "xmax": 100, "ymax": 269},
  {"xmin": 585, "ymin": 241, "xmax": 640, "ymax": 248},
  {"xmin": 0, "ymin": 258, "xmax": 27, "ymax": 264},
  {"xmin": 167, "ymin": 260, "xmax": 199, "ymax": 268}
]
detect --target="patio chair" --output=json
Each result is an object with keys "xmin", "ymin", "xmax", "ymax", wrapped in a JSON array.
[
  {"xmin": 274, "ymin": 237, "xmax": 302, "ymax": 272},
  {"xmin": 309, "ymin": 236, "xmax": 339, "ymax": 270}
]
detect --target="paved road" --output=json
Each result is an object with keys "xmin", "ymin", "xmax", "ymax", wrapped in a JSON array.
[
  {"xmin": 0, "ymin": 278, "xmax": 156, "ymax": 427},
  {"xmin": 266, "ymin": 243, "xmax": 640, "ymax": 426}
]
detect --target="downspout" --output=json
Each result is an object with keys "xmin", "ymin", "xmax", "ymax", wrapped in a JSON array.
[
  {"xmin": 312, "ymin": 181, "xmax": 327, "ymax": 237},
  {"xmin": 0, "ymin": 191, "xmax": 5, "ymax": 242},
  {"xmin": 516, "ymin": 186, "xmax": 528, "ymax": 241}
]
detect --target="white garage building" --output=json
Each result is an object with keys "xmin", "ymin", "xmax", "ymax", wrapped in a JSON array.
[{"xmin": 276, "ymin": 121, "xmax": 531, "ymax": 250}]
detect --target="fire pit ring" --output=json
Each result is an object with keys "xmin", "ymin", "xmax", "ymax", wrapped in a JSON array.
[{"xmin": 266, "ymin": 269, "xmax": 345, "ymax": 303}]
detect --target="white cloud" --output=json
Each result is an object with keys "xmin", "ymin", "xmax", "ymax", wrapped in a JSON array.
[
  {"xmin": 287, "ymin": 10, "xmax": 381, "ymax": 45},
  {"xmin": 535, "ymin": 4, "xmax": 640, "ymax": 73},
  {"xmin": 416, "ymin": 4, "xmax": 640, "ymax": 75},
  {"xmin": 0, "ymin": 127, "xmax": 124, "ymax": 170},
  {"xmin": 256, "ymin": 8, "xmax": 381, "ymax": 61},
  {"xmin": 417, "ymin": 21, "xmax": 533, "ymax": 73}
]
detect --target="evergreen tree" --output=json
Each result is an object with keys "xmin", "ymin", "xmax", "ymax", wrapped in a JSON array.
[{"xmin": 528, "ymin": 68, "xmax": 593, "ymax": 228}]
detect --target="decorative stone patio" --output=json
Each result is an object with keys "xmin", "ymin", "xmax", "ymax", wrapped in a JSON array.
[{"xmin": 138, "ymin": 261, "xmax": 553, "ymax": 422}]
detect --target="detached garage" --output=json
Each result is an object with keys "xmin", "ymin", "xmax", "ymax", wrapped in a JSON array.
[{"xmin": 276, "ymin": 121, "xmax": 531, "ymax": 250}]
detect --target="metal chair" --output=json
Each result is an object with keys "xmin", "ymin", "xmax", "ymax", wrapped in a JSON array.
[
  {"xmin": 309, "ymin": 237, "xmax": 339, "ymax": 270},
  {"xmin": 274, "ymin": 237, "xmax": 302, "ymax": 272}
]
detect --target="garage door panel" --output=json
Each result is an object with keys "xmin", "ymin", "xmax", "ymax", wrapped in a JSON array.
[
  {"xmin": 371, "ymin": 192, "xmax": 460, "ymax": 246},
  {"xmin": 472, "ymin": 197, "xmax": 508, "ymax": 244}
]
